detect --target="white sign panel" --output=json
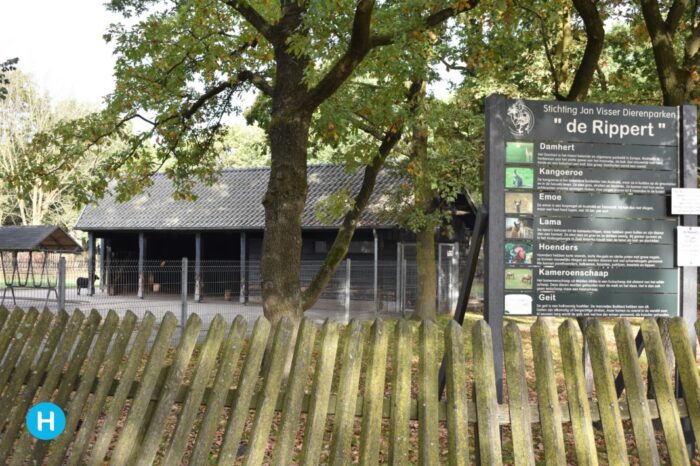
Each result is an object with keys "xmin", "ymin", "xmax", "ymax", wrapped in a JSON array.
[
  {"xmin": 672, "ymin": 188, "xmax": 700, "ymax": 215},
  {"xmin": 677, "ymin": 226, "xmax": 700, "ymax": 266}
]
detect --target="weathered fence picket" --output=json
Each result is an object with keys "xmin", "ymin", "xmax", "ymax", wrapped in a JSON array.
[
  {"xmin": 388, "ymin": 318, "xmax": 411, "ymax": 466},
  {"xmin": 299, "ymin": 319, "xmax": 339, "ymax": 466},
  {"xmin": 359, "ymin": 318, "xmax": 388, "ymax": 466},
  {"xmin": 472, "ymin": 319, "xmax": 502, "ymax": 465},
  {"xmin": 1, "ymin": 306, "xmax": 700, "ymax": 464},
  {"xmin": 641, "ymin": 318, "xmax": 691, "ymax": 466},
  {"xmin": 613, "ymin": 319, "xmax": 661, "ymax": 466},
  {"xmin": 503, "ymin": 321, "xmax": 535, "ymax": 466},
  {"xmin": 328, "ymin": 319, "xmax": 365, "ymax": 465},
  {"xmin": 531, "ymin": 317, "xmax": 566, "ymax": 465},
  {"xmin": 273, "ymin": 318, "xmax": 317, "ymax": 466},
  {"xmin": 558, "ymin": 319, "xmax": 597, "ymax": 466},
  {"xmin": 444, "ymin": 321, "xmax": 469, "ymax": 466}
]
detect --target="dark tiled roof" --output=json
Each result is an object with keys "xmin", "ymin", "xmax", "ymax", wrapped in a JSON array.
[
  {"xmin": 0, "ymin": 225, "xmax": 82, "ymax": 252},
  {"xmin": 76, "ymin": 165, "xmax": 405, "ymax": 231}
]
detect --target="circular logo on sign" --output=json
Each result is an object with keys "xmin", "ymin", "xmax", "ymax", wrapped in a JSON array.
[
  {"xmin": 26, "ymin": 402, "xmax": 66, "ymax": 440},
  {"xmin": 507, "ymin": 100, "xmax": 535, "ymax": 136}
]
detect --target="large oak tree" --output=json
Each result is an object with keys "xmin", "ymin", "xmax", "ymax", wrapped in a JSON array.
[{"xmin": 56, "ymin": 0, "xmax": 478, "ymax": 324}]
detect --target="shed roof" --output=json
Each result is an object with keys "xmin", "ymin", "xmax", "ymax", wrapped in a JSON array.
[
  {"xmin": 76, "ymin": 165, "xmax": 407, "ymax": 232},
  {"xmin": 0, "ymin": 226, "xmax": 82, "ymax": 253}
]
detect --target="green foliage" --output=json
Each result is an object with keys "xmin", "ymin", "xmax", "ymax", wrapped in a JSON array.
[
  {"xmin": 0, "ymin": 71, "xmax": 114, "ymax": 226},
  {"xmin": 217, "ymin": 123, "xmax": 270, "ymax": 168},
  {"xmin": 0, "ymin": 58, "xmax": 18, "ymax": 100},
  {"xmin": 315, "ymin": 189, "xmax": 355, "ymax": 225}
]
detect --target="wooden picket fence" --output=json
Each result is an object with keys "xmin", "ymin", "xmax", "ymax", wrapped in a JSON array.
[{"xmin": 0, "ymin": 305, "xmax": 699, "ymax": 465}]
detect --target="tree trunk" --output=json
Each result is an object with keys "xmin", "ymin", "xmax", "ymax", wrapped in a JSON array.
[
  {"xmin": 409, "ymin": 82, "xmax": 437, "ymax": 321},
  {"xmin": 414, "ymin": 227, "xmax": 437, "ymax": 321},
  {"xmin": 261, "ymin": 110, "xmax": 311, "ymax": 327}
]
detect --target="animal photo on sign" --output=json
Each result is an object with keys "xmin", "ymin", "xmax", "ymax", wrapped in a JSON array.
[
  {"xmin": 505, "ymin": 242, "xmax": 533, "ymax": 265},
  {"xmin": 505, "ymin": 294, "xmax": 533, "ymax": 315},
  {"xmin": 505, "ymin": 192, "xmax": 533, "ymax": 214},
  {"xmin": 505, "ymin": 268, "xmax": 533, "ymax": 290},
  {"xmin": 505, "ymin": 167, "xmax": 533, "ymax": 189},
  {"xmin": 506, "ymin": 141, "xmax": 534, "ymax": 163},
  {"xmin": 506, "ymin": 217, "xmax": 533, "ymax": 239}
]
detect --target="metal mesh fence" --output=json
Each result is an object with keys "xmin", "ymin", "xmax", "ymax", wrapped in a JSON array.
[{"xmin": 0, "ymin": 254, "xmax": 480, "ymax": 328}]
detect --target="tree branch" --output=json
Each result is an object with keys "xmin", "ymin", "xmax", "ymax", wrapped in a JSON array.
[
  {"xmin": 685, "ymin": 23, "xmax": 700, "ymax": 63},
  {"xmin": 223, "ymin": 0, "xmax": 276, "ymax": 42},
  {"xmin": 666, "ymin": 0, "xmax": 689, "ymax": 33},
  {"xmin": 640, "ymin": 0, "xmax": 686, "ymax": 104},
  {"xmin": 350, "ymin": 112, "xmax": 385, "ymax": 140},
  {"xmin": 515, "ymin": 2, "xmax": 563, "ymax": 98},
  {"xmin": 301, "ymin": 81, "xmax": 422, "ymax": 310},
  {"xmin": 370, "ymin": 2, "xmax": 479, "ymax": 47},
  {"xmin": 301, "ymin": 0, "xmax": 376, "ymax": 111},
  {"xmin": 182, "ymin": 82, "xmax": 233, "ymax": 119},
  {"xmin": 301, "ymin": 125, "xmax": 402, "ymax": 310},
  {"xmin": 566, "ymin": 0, "xmax": 605, "ymax": 101},
  {"xmin": 304, "ymin": 1, "xmax": 478, "ymax": 112},
  {"xmin": 238, "ymin": 70, "xmax": 273, "ymax": 96}
]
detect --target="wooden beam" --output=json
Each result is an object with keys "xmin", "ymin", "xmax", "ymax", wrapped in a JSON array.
[
  {"xmin": 138, "ymin": 232, "xmax": 145, "ymax": 299},
  {"xmin": 87, "ymin": 232, "xmax": 96, "ymax": 296},
  {"xmin": 194, "ymin": 233, "xmax": 202, "ymax": 303},
  {"xmin": 240, "ymin": 232, "xmax": 247, "ymax": 304}
]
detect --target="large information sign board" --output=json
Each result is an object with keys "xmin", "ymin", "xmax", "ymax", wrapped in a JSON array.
[{"xmin": 484, "ymin": 96, "xmax": 698, "ymax": 320}]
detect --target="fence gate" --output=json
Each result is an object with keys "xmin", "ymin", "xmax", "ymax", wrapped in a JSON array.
[{"xmin": 438, "ymin": 243, "xmax": 460, "ymax": 314}]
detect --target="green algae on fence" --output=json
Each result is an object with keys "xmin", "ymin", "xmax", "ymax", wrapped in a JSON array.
[
  {"xmin": 587, "ymin": 319, "xmax": 629, "ymax": 466},
  {"xmin": 388, "ymin": 318, "xmax": 411, "ymax": 466},
  {"xmin": 45, "ymin": 310, "xmax": 120, "ymax": 466},
  {"xmin": 67, "ymin": 310, "xmax": 138, "ymax": 466},
  {"xmin": 241, "ymin": 317, "xmax": 293, "ymax": 466},
  {"xmin": 531, "ymin": 317, "xmax": 566, "ymax": 465},
  {"xmin": 668, "ymin": 317, "xmax": 700, "ymax": 458},
  {"xmin": 472, "ymin": 319, "xmax": 502, "ymax": 466},
  {"xmin": 328, "ymin": 319, "xmax": 365, "ymax": 466},
  {"xmin": 558, "ymin": 319, "xmax": 598, "ymax": 466},
  {"xmin": 187, "ymin": 314, "xmax": 248, "ymax": 465},
  {"xmin": 503, "ymin": 321, "xmax": 535, "ymax": 466},
  {"xmin": 109, "ymin": 311, "xmax": 178, "ymax": 465},
  {"xmin": 445, "ymin": 321, "xmax": 470, "ymax": 466},
  {"xmin": 273, "ymin": 318, "xmax": 317, "ymax": 466},
  {"xmin": 89, "ymin": 311, "xmax": 156, "ymax": 465},
  {"xmin": 216, "ymin": 316, "xmax": 270, "ymax": 464},
  {"xmin": 419, "ymin": 320, "xmax": 440, "ymax": 466},
  {"xmin": 613, "ymin": 319, "xmax": 661, "ymax": 466},
  {"xmin": 359, "ymin": 318, "xmax": 389, "ymax": 466},
  {"xmin": 641, "ymin": 318, "xmax": 691, "ymax": 466},
  {"xmin": 162, "ymin": 314, "xmax": 226, "ymax": 466},
  {"xmin": 299, "ymin": 319, "xmax": 339, "ymax": 466}
]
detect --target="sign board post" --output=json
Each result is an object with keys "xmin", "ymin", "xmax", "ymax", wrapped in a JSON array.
[{"xmin": 484, "ymin": 94, "xmax": 697, "ymax": 402}]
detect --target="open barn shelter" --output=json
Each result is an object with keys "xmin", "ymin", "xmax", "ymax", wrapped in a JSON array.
[
  {"xmin": 76, "ymin": 165, "xmax": 476, "ymax": 313},
  {"xmin": 0, "ymin": 225, "xmax": 82, "ymax": 307}
]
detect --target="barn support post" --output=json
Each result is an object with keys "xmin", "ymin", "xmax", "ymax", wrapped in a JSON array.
[
  {"xmin": 104, "ymin": 241, "xmax": 111, "ymax": 294},
  {"xmin": 373, "ymin": 229, "xmax": 379, "ymax": 316},
  {"xmin": 451, "ymin": 242, "xmax": 460, "ymax": 312},
  {"xmin": 344, "ymin": 258, "xmax": 351, "ymax": 321},
  {"xmin": 239, "ymin": 232, "xmax": 247, "ymax": 304},
  {"xmin": 194, "ymin": 233, "xmax": 202, "ymax": 302},
  {"xmin": 99, "ymin": 239, "xmax": 106, "ymax": 292},
  {"xmin": 138, "ymin": 232, "xmax": 145, "ymax": 299},
  {"xmin": 396, "ymin": 242, "xmax": 402, "ymax": 315},
  {"xmin": 181, "ymin": 257, "xmax": 188, "ymax": 327},
  {"xmin": 57, "ymin": 256, "xmax": 65, "ymax": 311},
  {"xmin": 87, "ymin": 232, "xmax": 96, "ymax": 296}
]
